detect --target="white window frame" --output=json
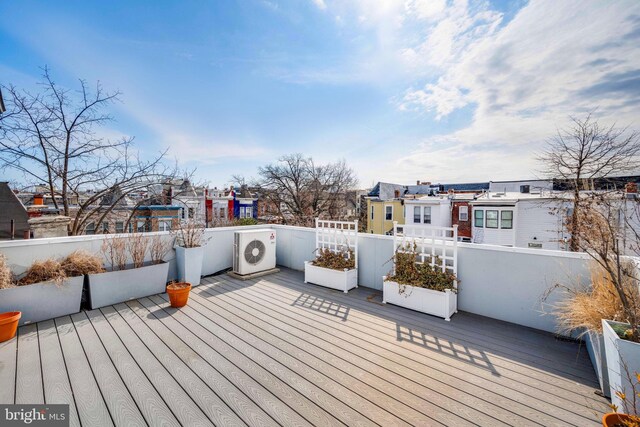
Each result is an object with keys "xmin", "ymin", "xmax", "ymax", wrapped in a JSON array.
[
  {"xmin": 158, "ymin": 220, "xmax": 172, "ymax": 232},
  {"xmin": 115, "ymin": 221, "xmax": 124, "ymax": 233},
  {"xmin": 385, "ymin": 205, "xmax": 393, "ymax": 221},
  {"xmin": 370, "ymin": 205, "xmax": 374, "ymax": 220},
  {"xmin": 459, "ymin": 206, "xmax": 469, "ymax": 221},
  {"xmin": 413, "ymin": 206, "xmax": 421, "ymax": 223},
  {"xmin": 423, "ymin": 206, "xmax": 431, "ymax": 224}
]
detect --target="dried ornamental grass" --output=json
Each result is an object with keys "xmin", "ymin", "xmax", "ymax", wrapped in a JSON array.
[
  {"xmin": 0, "ymin": 254, "xmax": 14, "ymax": 289},
  {"xmin": 60, "ymin": 251, "xmax": 105, "ymax": 277},
  {"xmin": 554, "ymin": 263, "xmax": 636, "ymax": 335},
  {"xmin": 312, "ymin": 247, "xmax": 355, "ymax": 270},
  {"xmin": 18, "ymin": 259, "xmax": 67, "ymax": 286},
  {"xmin": 174, "ymin": 220, "xmax": 209, "ymax": 248}
]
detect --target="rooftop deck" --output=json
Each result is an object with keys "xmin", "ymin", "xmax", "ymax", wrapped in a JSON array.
[{"xmin": 0, "ymin": 268, "xmax": 608, "ymax": 426}]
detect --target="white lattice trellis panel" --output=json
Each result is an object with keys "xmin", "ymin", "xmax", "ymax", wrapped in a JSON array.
[
  {"xmin": 393, "ymin": 222, "xmax": 458, "ymax": 284},
  {"xmin": 315, "ymin": 219, "xmax": 359, "ymax": 269}
]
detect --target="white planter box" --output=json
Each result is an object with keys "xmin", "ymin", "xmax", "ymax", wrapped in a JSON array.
[
  {"xmin": 584, "ymin": 330, "xmax": 610, "ymax": 397},
  {"xmin": 603, "ymin": 319, "xmax": 640, "ymax": 414},
  {"xmin": 382, "ymin": 277, "xmax": 457, "ymax": 321},
  {"xmin": 175, "ymin": 246, "xmax": 204, "ymax": 287},
  {"xmin": 304, "ymin": 261, "xmax": 358, "ymax": 293},
  {"xmin": 87, "ymin": 262, "xmax": 169, "ymax": 309},
  {"xmin": 0, "ymin": 276, "xmax": 84, "ymax": 325}
]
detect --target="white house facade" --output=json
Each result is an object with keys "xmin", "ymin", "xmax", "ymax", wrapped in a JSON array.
[
  {"xmin": 403, "ymin": 197, "xmax": 452, "ymax": 228},
  {"xmin": 470, "ymin": 192, "xmax": 569, "ymax": 250}
]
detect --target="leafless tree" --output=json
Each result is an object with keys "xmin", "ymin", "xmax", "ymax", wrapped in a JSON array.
[
  {"xmin": 0, "ymin": 67, "xmax": 175, "ymax": 235},
  {"xmin": 538, "ymin": 113, "xmax": 640, "ymax": 251},
  {"xmin": 570, "ymin": 191, "xmax": 640, "ymax": 342},
  {"xmin": 252, "ymin": 153, "xmax": 358, "ymax": 226}
]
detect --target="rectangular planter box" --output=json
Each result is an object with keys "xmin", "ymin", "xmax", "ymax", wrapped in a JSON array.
[
  {"xmin": 176, "ymin": 246, "xmax": 204, "ymax": 287},
  {"xmin": 0, "ymin": 276, "xmax": 84, "ymax": 325},
  {"xmin": 382, "ymin": 277, "xmax": 457, "ymax": 321},
  {"xmin": 603, "ymin": 319, "xmax": 640, "ymax": 414},
  {"xmin": 87, "ymin": 261, "xmax": 169, "ymax": 309},
  {"xmin": 304, "ymin": 261, "xmax": 358, "ymax": 293},
  {"xmin": 584, "ymin": 329, "xmax": 611, "ymax": 397}
]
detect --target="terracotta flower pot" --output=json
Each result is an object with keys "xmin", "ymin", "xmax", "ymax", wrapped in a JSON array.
[
  {"xmin": 602, "ymin": 412, "xmax": 634, "ymax": 427},
  {"xmin": 0, "ymin": 312, "xmax": 21, "ymax": 343},
  {"xmin": 167, "ymin": 282, "xmax": 191, "ymax": 308}
]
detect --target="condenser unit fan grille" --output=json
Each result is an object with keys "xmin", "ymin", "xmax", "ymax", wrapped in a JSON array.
[{"xmin": 244, "ymin": 239, "xmax": 266, "ymax": 265}]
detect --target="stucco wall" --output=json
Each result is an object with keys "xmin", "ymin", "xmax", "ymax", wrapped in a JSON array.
[{"xmin": 0, "ymin": 223, "xmax": 611, "ymax": 334}]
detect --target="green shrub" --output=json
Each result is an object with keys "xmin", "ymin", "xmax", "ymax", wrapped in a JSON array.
[
  {"xmin": 312, "ymin": 247, "xmax": 355, "ymax": 271},
  {"xmin": 387, "ymin": 242, "xmax": 457, "ymax": 293}
]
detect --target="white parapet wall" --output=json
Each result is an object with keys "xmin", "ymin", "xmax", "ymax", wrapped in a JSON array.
[
  {"xmin": 271, "ymin": 224, "xmax": 595, "ymax": 334},
  {"xmin": 0, "ymin": 223, "xmax": 613, "ymax": 334}
]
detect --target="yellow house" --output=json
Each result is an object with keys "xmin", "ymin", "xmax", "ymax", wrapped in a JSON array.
[{"xmin": 366, "ymin": 198, "xmax": 405, "ymax": 235}]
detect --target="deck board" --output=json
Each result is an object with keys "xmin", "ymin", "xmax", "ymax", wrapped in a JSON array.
[
  {"xmin": 0, "ymin": 328, "xmax": 17, "ymax": 404},
  {"xmin": 1, "ymin": 268, "xmax": 609, "ymax": 427},
  {"xmin": 15, "ymin": 324, "xmax": 44, "ymax": 404},
  {"xmin": 38, "ymin": 319, "xmax": 80, "ymax": 427}
]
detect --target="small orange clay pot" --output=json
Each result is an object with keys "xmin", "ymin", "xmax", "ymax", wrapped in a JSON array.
[
  {"xmin": 602, "ymin": 413, "xmax": 633, "ymax": 427},
  {"xmin": 0, "ymin": 312, "xmax": 21, "ymax": 343},
  {"xmin": 167, "ymin": 282, "xmax": 191, "ymax": 308}
]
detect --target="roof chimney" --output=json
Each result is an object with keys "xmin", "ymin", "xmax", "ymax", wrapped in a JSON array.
[
  {"xmin": 626, "ymin": 182, "xmax": 637, "ymax": 194},
  {"xmin": 416, "ymin": 180, "xmax": 420, "ymax": 185},
  {"xmin": 33, "ymin": 194, "xmax": 44, "ymax": 206}
]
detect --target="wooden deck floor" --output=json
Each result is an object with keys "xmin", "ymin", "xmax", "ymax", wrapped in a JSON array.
[{"xmin": 0, "ymin": 268, "xmax": 609, "ymax": 426}]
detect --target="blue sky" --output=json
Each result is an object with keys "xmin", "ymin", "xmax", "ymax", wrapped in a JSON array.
[{"xmin": 2, "ymin": 0, "xmax": 640, "ymax": 188}]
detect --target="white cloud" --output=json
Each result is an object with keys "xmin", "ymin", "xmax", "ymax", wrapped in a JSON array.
[
  {"xmin": 311, "ymin": 0, "xmax": 327, "ymax": 10},
  {"xmin": 382, "ymin": 0, "xmax": 640, "ymax": 182}
]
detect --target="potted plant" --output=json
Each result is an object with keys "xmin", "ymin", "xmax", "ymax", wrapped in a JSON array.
[
  {"xmin": 382, "ymin": 242, "xmax": 458, "ymax": 321},
  {"xmin": 86, "ymin": 234, "xmax": 170, "ymax": 309},
  {"xmin": 601, "ymin": 371, "xmax": 640, "ymax": 426},
  {"xmin": 0, "ymin": 255, "xmax": 86, "ymax": 325},
  {"xmin": 304, "ymin": 246, "xmax": 357, "ymax": 293},
  {"xmin": 166, "ymin": 281, "xmax": 191, "ymax": 308},
  {"xmin": 546, "ymin": 263, "xmax": 625, "ymax": 397},
  {"xmin": 173, "ymin": 221, "xmax": 208, "ymax": 287}
]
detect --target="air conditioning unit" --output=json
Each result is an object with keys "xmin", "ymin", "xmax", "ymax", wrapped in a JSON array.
[{"xmin": 233, "ymin": 229, "xmax": 277, "ymax": 276}]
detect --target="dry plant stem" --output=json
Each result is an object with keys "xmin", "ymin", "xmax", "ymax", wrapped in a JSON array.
[
  {"xmin": 174, "ymin": 220, "xmax": 208, "ymax": 248},
  {"xmin": 150, "ymin": 235, "xmax": 170, "ymax": 264},
  {"xmin": 101, "ymin": 236, "xmax": 128, "ymax": 271},
  {"xmin": 0, "ymin": 254, "xmax": 14, "ymax": 289},
  {"xmin": 128, "ymin": 233, "xmax": 149, "ymax": 268},
  {"xmin": 387, "ymin": 241, "xmax": 458, "ymax": 293}
]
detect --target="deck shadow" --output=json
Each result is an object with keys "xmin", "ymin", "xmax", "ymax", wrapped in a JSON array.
[
  {"xmin": 394, "ymin": 322, "xmax": 501, "ymax": 376},
  {"xmin": 291, "ymin": 293, "xmax": 350, "ymax": 322}
]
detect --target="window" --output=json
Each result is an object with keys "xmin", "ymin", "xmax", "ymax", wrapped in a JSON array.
[
  {"xmin": 413, "ymin": 206, "xmax": 421, "ymax": 223},
  {"xmin": 136, "ymin": 221, "xmax": 146, "ymax": 233},
  {"xmin": 188, "ymin": 208, "xmax": 195, "ymax": 219},
  {"xmin": 370, "ymin": 205, "xmax": 374, "ymax": 220},
  {"xmin": 240, "ymin": 206, "xmax": 253, "ymax": 219},
  {"xmin": 158, "ymin": 220, "xmax": 171, "ymax": 231},
  {"xmin": 474, "ymin": 210, "xmax": 483, "ymax": 227},
  {"xmin": 102, "ymin": 222, "xmax": 109, "ymax": 234},
  {"xmin": 115, "ymin": 222, "xmax": 124, "ymax": 233},
  {"xmin": 385, "ymin": 205, "xmax": 393, "ymax": 221},
  {"xmin": 423, "ymin": 206, "xmax": 431, "ymax": 224},
  {"xmin": 181, "ymin": 208, "xmax": 186, "ymax": 219},
  {"xmin": 486, "ymin": 210, "xmax": 498, "ymax": 228},
  {"xmin": 459, "ymin": 206, "xmax": 469, "ymax": 221},
  {"xmin": 500, "ymin": 210, "xmax": 513, "ymax": 229},
  {"xmin": 85, "ymin": 222, "xmax": 95, "ymax": 235}
]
